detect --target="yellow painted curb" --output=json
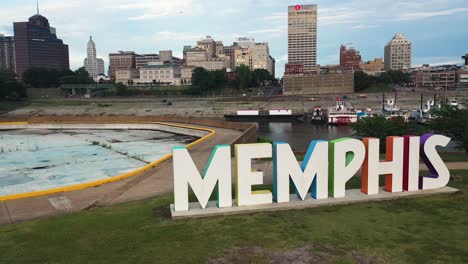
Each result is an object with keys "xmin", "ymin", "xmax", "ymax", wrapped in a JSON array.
[
  {"xmin": 0, "ymin": 122, "xmax": 216, "ymax": 201},
  {"xmin": 0, "ymin": 122, "xmax": 28, "ymax": 125}
]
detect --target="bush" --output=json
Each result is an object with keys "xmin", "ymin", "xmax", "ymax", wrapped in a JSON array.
[{"xmin": 428, "ymin": 105, "xmax": 468, "ymax": 154}]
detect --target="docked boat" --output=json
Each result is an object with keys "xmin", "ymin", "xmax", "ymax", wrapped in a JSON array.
[
  {"xmin": 327, "ymin": 98, "xmax": 358, "ymax": 125},
  {"xmin": 224, "ymin": 109, "xmax": 304, "ymax": 121}
]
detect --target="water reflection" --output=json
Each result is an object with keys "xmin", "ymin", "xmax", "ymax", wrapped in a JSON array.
[
  {"xmin": 255, "ymin": 121, "xmax": 354, "ymax": 152},
  {"xmin": 250, "ymin": 120, "xmax": 458, "ymax": 152}
]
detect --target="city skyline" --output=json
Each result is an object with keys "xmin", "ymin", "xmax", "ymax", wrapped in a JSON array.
[{"xmin": 1, "ymin": 0, "xmax": 467, "ymax": 76}]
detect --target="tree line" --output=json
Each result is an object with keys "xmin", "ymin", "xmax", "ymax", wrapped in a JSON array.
[
  {"xmin": 22, "ymin": 67, "xmax": 94, "ymax": 88},
  {"xmin": 354, "ymin": 70, "xmax": 412, "ymax": 92},
  {"xmin": 192, "ymin": 65, "xmax": 276, "ymax": 93},
  {"xmin": 0, "ymin": 70, "xmax": 26, "ymax": 100},
  {"xmin": 350, "ymin": 105, "xmax": 468, "ymax": 154}
]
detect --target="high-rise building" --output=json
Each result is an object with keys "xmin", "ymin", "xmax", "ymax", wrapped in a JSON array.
[
  {"xmin": 462, "ymin": 54, "xmax": 468, "ymax": 66},
  {"xmin": 288, "ymin": 4, "xmax": 317, "ymax": 73},
  {"xmin": 13, "ymin": 7, "xmax": 69, "ymax": 79},
  {"xmin": 0, "ymin": 34, "xmax": 16, "ymax": 72},
  {"xmin": 340, "ymin": 44, "xmax": 361, "ymax": 70},
  {"xmin": 83, "ymin": 36, "xmax": 105, "ymax": 79},
  {"xmin": 185, "ymin": 36, "xmax": 230, "ymax": 71},
  {"xmin": 284, "ymin": 4, "xmax": 354, "ymax": 95},
  {"xmin": 223, "ymin": 37, "xmax": 275, "ymax": 76},
  {"xmin": 384, "ymin": 33, "xmax": 412, "ymax": 71}
]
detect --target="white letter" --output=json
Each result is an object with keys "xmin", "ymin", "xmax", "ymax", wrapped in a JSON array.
[
  {"xmin": 235, "ymin": 143, "xmax": 272, "ymax": 206},
  {"xmin": 273, "ymin": 141, "xmax": 328, "ymax": 203},
  {"xmin": 403, "ymin": 136, "xmax": 420, "ymax": 191},
  {"xmin": 420, "ymin": 134, "xmax": 451, "ymax": 190},
  {"xmin": 361, "ymin": 137, "xmax": 404, "ymax": 195},
  {"xmin": 173, "ymin": 145, "xmax": 232, "ymax": 212},
  {"xmin": 329, "ymin": 138, "xmax": 366, "ymax": 198}
]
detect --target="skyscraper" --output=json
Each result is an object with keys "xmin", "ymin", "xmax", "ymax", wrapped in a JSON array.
[
  {"xmin": 84, "ymin": 36, "xmax": 105, "ymax": 79},
  {"xmin": 0, "ymin": 34, "xmax": 16, "ymax": 72},
  {"xmin": 13, "ymin": 5, "xmax": 69, "ymax": 79},
  {"xmin": 384, "ymin": 33, "xmax": 412, "ymax": 71},
  {"xmin": 288, "ymin": 4, "xmax": 318, "ymax": 73}
]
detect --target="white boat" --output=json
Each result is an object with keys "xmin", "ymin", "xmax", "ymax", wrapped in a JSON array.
[{"xmin": 327, "ymin": 98, "xmax": 358, "ymax": 125}]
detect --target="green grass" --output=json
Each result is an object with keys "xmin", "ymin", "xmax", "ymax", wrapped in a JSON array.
[
  {"xmin": 0, "ymin": 101, "xmax": 30, "ymax": 113},
  {"xmin": 360, "ymin": 84, "xmax": 395, "ymax": 93},
  {"xmin": 0, "ymin": 171, "xmax": 467, "ymax": 263},
  {"xmin": 440, "ymin": 152, "xmax": 468, "ymax": 162}
]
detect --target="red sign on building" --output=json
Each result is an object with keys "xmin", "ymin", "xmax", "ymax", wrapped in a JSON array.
[{"xmin": 285, "ymin": 64, "xmax": 304, "ymax": 75}]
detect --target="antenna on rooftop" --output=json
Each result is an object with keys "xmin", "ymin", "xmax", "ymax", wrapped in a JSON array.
[{"xmin": 36, "ymin": 0, "xmax": 40, "ymax": 14}]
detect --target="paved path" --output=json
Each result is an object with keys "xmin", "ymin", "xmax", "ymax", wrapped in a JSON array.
[{"xmin": 0, "ymin": 125, "xmax": 243, "ymax": 225}]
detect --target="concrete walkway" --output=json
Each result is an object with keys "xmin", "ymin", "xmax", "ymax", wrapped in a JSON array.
[{"xmin": 0, "ymin": 125, "xmax": 244, "ymax": 225}]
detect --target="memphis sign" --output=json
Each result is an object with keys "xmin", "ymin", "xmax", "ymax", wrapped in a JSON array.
[{"xmin": 171, "ymin": 134, "xmax": 452, "ymax": 215}]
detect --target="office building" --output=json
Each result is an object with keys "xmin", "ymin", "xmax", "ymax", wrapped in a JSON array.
[
  {"xmin": 185, "ymin": 37, "xmax": 230, "ymax": 71},
  {"xmin": 283, "ymin": 73, "xmax": 354, "ymax": 95},
  {"xmin": 83, "ymin": 36, "xmax": 105, "ymax": 79},
  {"xmin": 384, "ymin": 33, "xmax": 412, "ymax": 71},
  {"xmin": 13, "ymin": 9, "xmax": 69, "ymax": 79},
  {"xmin": 288, "ymin": 4, "xmax": 317, "ymax": 73},
  {"xmin": 411, "ymin": 64, "xmax": 457, "ymax": 90},
  {"xmin": 109, "ymin": 51, "xmax": 137, "ymax": 80},
  {"xmin": 138, "ymin": 63, "xmax": 181, "ymax": 85},
  {"xmin": 340, "ymin": 44, "xmax": 361, "ymax": 71},
  {"xmin": 0, "ymin": 34, "xmax": 16, "ymax": 72},
  {"xmin": 136, "ymin": 51, "xmax": 180, "ymax": 69},
  {"xmin": 229, "ymin": 38, "xmax": 275, "ymax": 77},
  {"xmin": 284, "ymin": 4, "xmax": 353, "ymax": 95},
  {"xmin": 360, "ymin": 58, "xmax": 384, "ymax": 75}
]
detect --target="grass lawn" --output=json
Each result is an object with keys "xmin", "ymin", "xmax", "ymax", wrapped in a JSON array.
[
  {"xmin": 0, "ymin": 171, "xmax": 467, "ymax": 263},
  {"xmin": 0, "ymin": 101, "xmax": 30, "ymax": 114}
]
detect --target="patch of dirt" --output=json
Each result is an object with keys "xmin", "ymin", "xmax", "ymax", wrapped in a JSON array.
[
  {"xmin": 152, "ymin": 206, "xmax": 172, "ymax": 219},
  {"xmin": 207, "ymin": 244, "xmax": 390, "ymax": 264}
]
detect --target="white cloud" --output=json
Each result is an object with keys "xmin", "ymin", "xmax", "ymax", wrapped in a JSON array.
[
  {"xmin": 248, "ymin": 28, "xmax": 286, "ymax": 34},
  {"xmin": 397, "ymin": 7, "xmax": 468, "ymax": 21},
  {"xmin": 351, "ymin": 24, "xmax": 379, "ymax": 30},
  {"xmin": 413, "ymin": 56, "xmax": 464, "ymax": 67},
  {"xmin": 154, "ymin": 31, "xmax": 203, "ymax": 41}
]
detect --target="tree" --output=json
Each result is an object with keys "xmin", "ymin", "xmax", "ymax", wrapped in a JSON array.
[
  {"xmin": 252, "ymin": 69, "xmax": 273, "ymax": 86},
  {"xmin": 23, "ymin": 67, "xmax": 94, "ymax": 88},
  {"xmin": 350, "ymin": 115, "xmax": 421, "ymax": 151},
  {"xmin": 236, "ymin": 65, "xmax": 251, "ymax": 90},
  {"xmin": 0, "ymin": 70, "xmax": 26, "ymax": 100},
  {"xmin": 428, "ymin": 105, "xmax": 468, "ymax": 154},
  {"xmin": 115, "ymin": 83, "xmax": 128, "ymax": 96},
  {"xmin": 354, "ymin": 70, "xmax": 411, "ymax": 92},
  {"xmin": 354, "ymin": 71, "xmax": 374, "ymax": 91}
]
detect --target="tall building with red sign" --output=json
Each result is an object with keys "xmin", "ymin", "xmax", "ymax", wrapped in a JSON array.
[{"xmin": 287, "ymin": 4, "xmax": 317, "ymax": 73}]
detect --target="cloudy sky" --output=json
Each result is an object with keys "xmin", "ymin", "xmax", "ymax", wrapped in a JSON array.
[{"xmin": 1, "ymin": 0, "xmax": 467, "ymax": 76}]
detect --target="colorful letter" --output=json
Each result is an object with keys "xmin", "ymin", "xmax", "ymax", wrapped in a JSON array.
[
  {"xmin": 236, "ymin": 143, "xmax": 272, "ymax": 206},
  {"xmin": 173, "ymin": 145, "xmax": 232, "ymax": 212},
  {"xmin": 273, "ymin": 141, "xmax": 328, "ymax": 203},
  {"xmin": 329, "ymin": 138, "xmax": 366, "ymax": 198},
  {"xmin": 361, "ymin": 137, "xmax": 404, "ymax": 195},
  {"xmin": 420, "ymin": 134, "xmax": 451, "ymax": 190},
  {"xmin": 403, "ymin": 136, "xmax": 420, "ymax": 191}
]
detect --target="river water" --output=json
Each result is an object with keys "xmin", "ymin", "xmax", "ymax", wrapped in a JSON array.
[
  {"xmin": 238, "ymin": 120, "xmax": 458, "ymax": 152},
  {"xmin": 253, "ymin": 121, "xmax": 354, "ymax": 152}
]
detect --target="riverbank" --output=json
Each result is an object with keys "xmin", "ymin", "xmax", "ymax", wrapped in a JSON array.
[{"xmin": 2, "ymin": 90, "xmax": 467, "ymax": 119}]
